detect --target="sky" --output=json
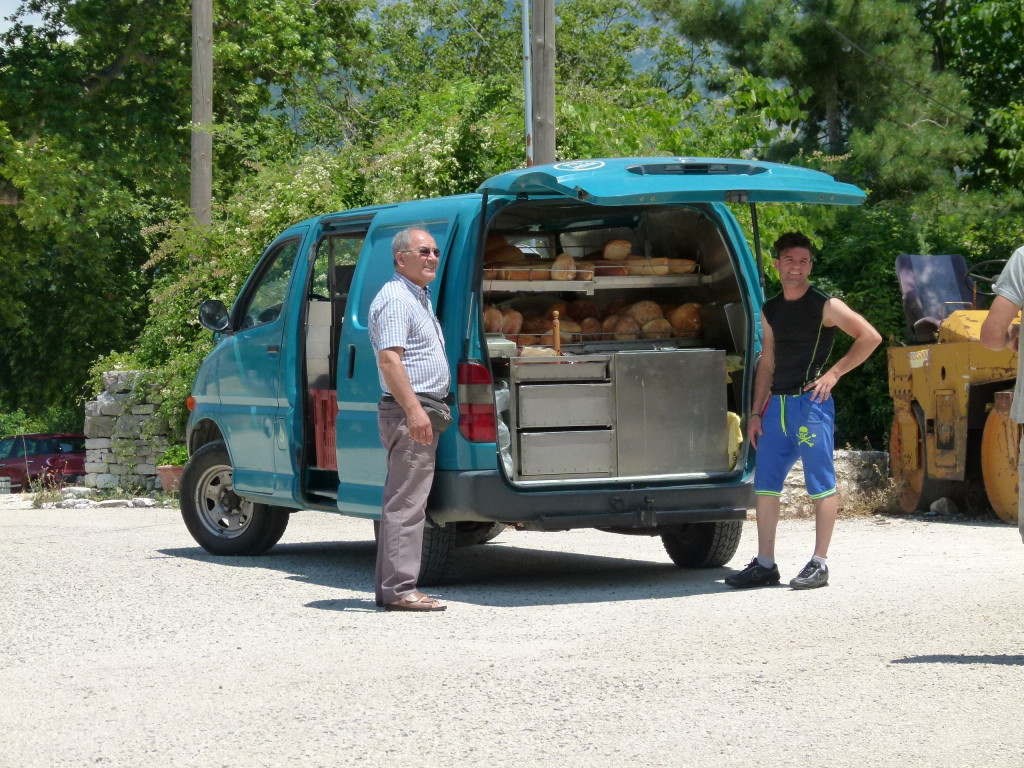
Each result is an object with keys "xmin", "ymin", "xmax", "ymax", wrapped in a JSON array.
[{"xmin": 0, "ymin": 0, "xmax": 40, "ymax": 33}]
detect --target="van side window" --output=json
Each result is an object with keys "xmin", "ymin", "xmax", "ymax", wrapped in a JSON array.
[
  {"xmin": 356, "ymin": 220, "xmax": 450, "ymax": 324},
  {"xmin": 239, "ymin": 239, "xmax": 302, "ymax": 329},
  {"xmin": 312, "ymin": 235, "xmax": 364, "ymax": 304}
]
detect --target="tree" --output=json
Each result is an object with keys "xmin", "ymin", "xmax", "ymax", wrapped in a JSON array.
[
  {"xmin": 0, "ymin": 0, "xmax": 370, "ymax": 422},
  {"xmin": 921, "ymin": 0, "xmax": 1024, "ymax": 186},
  {"xmin": 654, "ymin": 0, "xmax": 981, "ymax": 198}
]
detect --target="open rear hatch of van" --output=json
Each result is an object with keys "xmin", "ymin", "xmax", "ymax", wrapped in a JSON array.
[{"xmin": 474, "ymin": 158, "xmax": 865, "ymax": 487}]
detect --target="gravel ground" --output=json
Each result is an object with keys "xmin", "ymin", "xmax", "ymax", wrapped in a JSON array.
[{"xmin": 1, "ymin": 491, "xmax": 1023, "ymax": 768}]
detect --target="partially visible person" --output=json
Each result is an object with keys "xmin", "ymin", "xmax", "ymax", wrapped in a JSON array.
[
  {"xmin": 368, "ymin": 227, "xmax": 451, "ymax": 611},
  {"xmin": 726, "ymin": 232, "xmax": 882, "ymax": 590},
  {"xmin": 979, "ymin": 244, "xmax": 1024, "ymax": 545}
]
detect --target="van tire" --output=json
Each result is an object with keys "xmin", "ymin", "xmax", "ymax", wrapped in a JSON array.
[
  {"xmin": 660, "ymin": 520, "xmax": 743, "ymax": 568},
  {"xmin": 454, "ymin": 522, "xmax": 507, "ymax": 548},
  {"xmin": 419, "ymin": 521, "xmax": 456, "ymax": 585},
  {"xmin": 371, "ymin": 519, "xmax": 456, "ymax": 585},
  {"xmin": 180, "ymin": 441, "xmax": 290, "ymax": 556}
]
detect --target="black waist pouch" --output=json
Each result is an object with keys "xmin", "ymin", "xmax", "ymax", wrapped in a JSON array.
[{"xmin": 417, "ymin": 393, "xmax": 453, "ymax": 434}]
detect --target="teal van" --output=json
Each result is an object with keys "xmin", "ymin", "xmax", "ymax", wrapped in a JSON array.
[{"xmin": 180, "ymin": 157, "xmax": 864, "ymax": 580}]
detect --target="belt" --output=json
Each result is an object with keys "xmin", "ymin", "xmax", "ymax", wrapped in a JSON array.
[
  {"xmin": 770, "ymin": 386, "xmax": 808, "ymax": 396},
  {"xmin": 380, "ymin": 392, "xmax": 453, "ymax": 405}
]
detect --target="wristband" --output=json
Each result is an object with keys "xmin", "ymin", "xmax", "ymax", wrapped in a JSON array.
[{"xmin": 751, "ymin": 413, "xmax": 762, "ymax": 419}]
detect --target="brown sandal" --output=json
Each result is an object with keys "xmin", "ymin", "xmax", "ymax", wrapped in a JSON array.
[{"xmin": 383, "ymin": 591, "xmax": 447, "ymax": 612}]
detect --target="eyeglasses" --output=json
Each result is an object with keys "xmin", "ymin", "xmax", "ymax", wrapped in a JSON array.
[{"xmin": 404, "ymin": 247, "xmax": 440, "ymax": 258}]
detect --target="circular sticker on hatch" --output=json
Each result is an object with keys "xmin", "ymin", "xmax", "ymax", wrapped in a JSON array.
[{"xmin": 552, "ymin": 160, "xmax": 605, "ymax": 172}]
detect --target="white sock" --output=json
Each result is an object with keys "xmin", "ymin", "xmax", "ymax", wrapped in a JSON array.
[
  {"xmin": 812, "ymin": 555, "xmax": 827, "ymax": 565},
  {"xmin": 756, "ymin": 555, "xmax": 775, "ymax": 568}
]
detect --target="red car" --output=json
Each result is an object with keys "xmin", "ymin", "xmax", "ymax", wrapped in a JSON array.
[{"xmin": 0, "ymin": 433, "xmax": 86, "ymax": 492}]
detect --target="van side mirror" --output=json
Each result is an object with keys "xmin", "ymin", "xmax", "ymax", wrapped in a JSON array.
[{"xmin": 198, "ymin": 300, "xmax": 231, "ymax": 333}]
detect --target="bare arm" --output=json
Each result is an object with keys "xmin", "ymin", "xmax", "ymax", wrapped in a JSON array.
[
  {"xmin": 748, "ymin": 314, "xmax": 775, "ymax": 449},
  {"xmin": 980, "ymin": 295, "xmax": 1021, "ymax": 352},
  {"xmin": 805, "ymin": 298, "xmax": 883, "ymax": 403},
  {"xmin": 378, "ymin": 347, "xmax": 433, "ymax": 445}
]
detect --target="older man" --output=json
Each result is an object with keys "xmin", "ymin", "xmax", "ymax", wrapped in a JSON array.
[{"xmin": 368, "ymin": 228, "xmax": 451, "ymax": 611}]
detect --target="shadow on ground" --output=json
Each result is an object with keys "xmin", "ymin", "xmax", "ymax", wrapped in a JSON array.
[
  {"xmin": 891, "ymin": 654, "xmax": 1024, "ymax": 666},
  {"xmin": 160, "ymin": 531, "xmax": 736, "ymax": 609}
]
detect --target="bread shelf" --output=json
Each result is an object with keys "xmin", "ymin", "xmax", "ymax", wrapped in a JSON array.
[{"xmin": 483, "ymin": 274, "xmax": 707, "ymax": 295}]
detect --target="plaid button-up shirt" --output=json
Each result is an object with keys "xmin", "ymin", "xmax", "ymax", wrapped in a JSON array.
[{"xmin": 369, "ymin": 273, "xmax": 450, "ymax": 397}]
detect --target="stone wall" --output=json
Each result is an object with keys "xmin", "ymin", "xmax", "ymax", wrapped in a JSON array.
[
  {"xmin": 83, "ymin": 371, "xmax": 169, "ymax": 490},
  {"xmin": 780, "ymin": 450, "xmax": 891, "ymax": 516}
]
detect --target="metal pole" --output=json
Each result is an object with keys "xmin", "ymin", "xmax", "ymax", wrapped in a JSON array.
[
  {"xmin": 522, "ymin": 0, "xmax": 533, "ymax": 166},
  {"xmin": 191, "ymin": 0, "xmax": 213, "ymax": 226}
]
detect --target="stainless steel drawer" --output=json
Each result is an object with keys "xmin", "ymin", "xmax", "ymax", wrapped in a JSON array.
[
  {"xmin": 517, "ymin": 383, "xmax": 614, "ymax": 428},
  {"xmin": 512, "ymin": 356, "xmax": 610, "ymax": 383},
  {"xmin": 518, "ymin": 430, "xmax": 615, "ymax": 476}
]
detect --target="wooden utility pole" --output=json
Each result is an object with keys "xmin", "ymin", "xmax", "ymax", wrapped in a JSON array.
[
  {"xmin": 191, "ymin": 0, "xmax": 212, "ymax": 226},
  {"xmin": 530, "ymin": 0, "xmax": 556, "ymax": 165}
]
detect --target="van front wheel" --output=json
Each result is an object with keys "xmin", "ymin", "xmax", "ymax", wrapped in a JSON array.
[
  {"xmin": 660, "ymin": 520, "xmax": 743, "ymax": 568},
  {"xmin": 180, "ymin": 441, "xmax": 290, "ymax": 555}
]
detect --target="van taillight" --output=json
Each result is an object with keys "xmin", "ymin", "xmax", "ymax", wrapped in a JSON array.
[{"xmin": 457, "ymin": 360, "xmax": 496, "ymax": 442}]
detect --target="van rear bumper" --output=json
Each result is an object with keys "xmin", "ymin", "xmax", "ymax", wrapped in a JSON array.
[{"xmin": 428, "ymin": 470, "xmax": 752, "ymax": 530}]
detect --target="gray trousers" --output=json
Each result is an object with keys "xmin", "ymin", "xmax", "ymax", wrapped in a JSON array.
[{"xmin": 375, "ymin": 401, "xmax": 440, "ymax": 605}]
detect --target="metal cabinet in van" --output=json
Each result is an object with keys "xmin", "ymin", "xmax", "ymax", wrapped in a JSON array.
[{"xmin": 180, "ymin": 157, "xmax": 864, "ymax": 581}]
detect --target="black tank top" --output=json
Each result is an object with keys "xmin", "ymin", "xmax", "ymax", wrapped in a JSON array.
[{"xmin": 762, "ymin": 286, "xmax": 836, "ymax": 395}]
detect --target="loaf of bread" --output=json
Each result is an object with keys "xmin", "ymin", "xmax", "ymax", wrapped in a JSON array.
[
  {"xmin": 575, "ymin": 261, "xmax": 595, "ymax": 281},
  {"xmin": 602, "ymin": 239, "xmax": 632, "ymax": 261},
  {"xmin": 482, "ymin": 263, "xmax": 502, "ymax": 280},
  {"xmin": 568, "ymin": 298, "xmax": 599, "ymax": 321},
  {"xmin": 527, "ymin": 260, "xmax": 550, "ymax": 281},
  {"xmin": 502, "ymin": 263, "xmax": 532, "ymax": 281},
  {"xmin": 559, "ymin": 319, "xmax": 582, "ymax": 338},
  {"xmin": 667, "ymin": 258, "xmax": 697, "ymax": 274},
  {"xmin": 579, "ymin": 316, "xmax": 602, "ymax": 340},
  {"xmin": 641, "ymin": 318, "xmax": 673, "ymax": 339},
  {"xmin": 546, "ymin": 301, "xmax": 571, "ymax": 319},
  {"xmin": 516, "ymin": 333, "xmax": 539, "ymax": 346},
  {"xmin": 500, "ymin": 308, "xmax": 523, "ymax": 336},
  {"xmin": 613, "ymin": 316, "xmax": 641, "ymax": 340},
  {"xmin": 604, "ymin": 298, "xmax": 632, "ymax": 317},
  {"xmin": 550, "ymin": 252, "xmax": 576, "ymax": 281},
  {"xmin": 483, "ymin": 305, "xmax": 503, "ymax": 334},
  {"xmin": 519, "ymin": 345, "xmax": 558, "ymax": 357},
  {"xmin": 485, "ymin": 233, "xmax": 508, "ymax": 254},
  {"xmin": 592, "ymin": 262, "xmax": 629, "ymax": 277},
  {"xmin": 522, "ymin": 315, "xmax": 553, "ymax": 335},
  {"xmin": 489, "ymin": 243, "xmax": 527, "ymax": 263},
  {"xmin": 601, "ymin": 315, "xmax": 620, "ymax": 335},
  {"xmin": 624, "ymin": 256, "xmax": 670, "ymax": 276},
  {"xmin": 625, "ymin": 300, "xmax": 664, "ymax": 325},
  {"xmin": 669, "ymin": 302, "xmax": 702, "ymax": 333}
]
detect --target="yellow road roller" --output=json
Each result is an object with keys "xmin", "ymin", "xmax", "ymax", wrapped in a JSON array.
[{"xmin": 888, "ymin": 254, "xmax": 1019, "ymax": 522}]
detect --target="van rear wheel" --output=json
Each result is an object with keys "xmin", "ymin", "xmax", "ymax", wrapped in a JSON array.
[
  {"xmin": 660, "ymin": 520, "xmax": 743, "ymax": 568},
  {"xmin": 454, "ymin": 521, "xmax": 507, "ymax": 548},
  {"xmin": 372, "ymin": 518, "xmax": 456, "ymax": 585},
  {"xmin": 180, "ymin": 441, "xmax": 290, "ymax": 555}
]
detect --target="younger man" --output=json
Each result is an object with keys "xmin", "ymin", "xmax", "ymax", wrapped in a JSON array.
[{"xmin": 726, "ymin": 233, "xmax": 881, "ymax": 590}]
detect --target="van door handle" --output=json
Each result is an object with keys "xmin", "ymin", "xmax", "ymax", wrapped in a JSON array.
[
  {"xmin": 267, "ymin": 345, "xmax": 279, "ymax": 354},
  {"xmin": 346, "ymin": 344, "xmax": 356, "ymax": 379}
]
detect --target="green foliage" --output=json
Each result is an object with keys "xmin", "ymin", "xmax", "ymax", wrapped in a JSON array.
[
  {"xmin": 157, "ymin": 444, "xmax": 188, "ymax": 467},
  {"xmin": 0, "ymin": 0, "xmax": 370, "ymax": 423},
  {"xmin": 924, "ymin": 0, "xmax": 1024, "ymax": 186},
  {"xmin": 657, "ymin": 0, "xmax": 981, "ymax": 198}
]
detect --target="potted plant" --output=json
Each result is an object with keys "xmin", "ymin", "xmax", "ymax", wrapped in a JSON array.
[{"xmin": 156, "ymin": 445, "xmax": 188, "ymax": 493}]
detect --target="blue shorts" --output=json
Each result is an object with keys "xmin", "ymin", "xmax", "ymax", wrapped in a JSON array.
[{"xmin": 754, "ymin": 393, "xmax": 836, "ymax": 499}]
